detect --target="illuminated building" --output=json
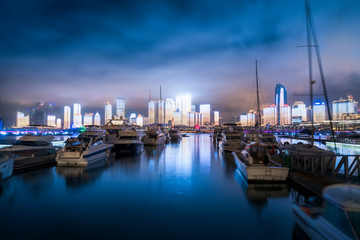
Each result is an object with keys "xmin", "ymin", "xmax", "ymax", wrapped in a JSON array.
[
  {"xmin": 158, "ymin": 100, "xmax": 165, "ymax": 124},
  {"xmin": 173, "ymin": 112, "xmax": 182, "ymax": 126},
  {"xmin": 84, "ymin": 113, "xmax": 93, "ymax": 126},
  {"xmin": 200, "ymin": 104, "xmax": 211, "ymax": 125},
  {"xmin": 292, "ymin": 101, "xmax": 307, "ymax": 123},
  {"xmin": 105, "ymin": 101, "xmax": 112, "ymax": 125},
  {"xmin": 247, "ymin": 110, "xmax": 256, "ymax": 127},
  {"xmin": 130, "ymin": 113, "xmax": 137, "ymax": 124},
  {"xmin": 313, "ymin": 101, "xmax": 326, "ymax": 122},
  {"xmin": 17, "ymin": 111, "xmax": 29, "ymax": 128},
  {"xmin": 333, "ymin": 95, "xmax": 358, "ymax": 120},
  {"xmin": 56, "ymin": 118, "xmax": 62, "ymax": 128},
  {"xmin": 94, "ymin": 112, "xmax": 101, "ymax": 125},
  {"xmin": 191, "ymin": 105, "xmax": 196, "ymax": 112},
  {"xmin": 263, "ymin": 105, "xmax": 277, "ymax": 126},
  {"xmin": 280, "ymin": 104, "xmax": 291, "ymax": 125},
  {"xmin": 136, "ymin": 114, "xmax": 143, "ymax": 127},
  {"xmin": 275, "ymin": 84, "xmax": 287, "ymax": 125},
  {"xmin": 165, "ymin": 98, "xmax": 176, "ymax": 125},
  {"xmin": 240, "ymin": 113, "xmax": 247, "ymax": 126},
  {"xmin": 148, "ymin": 101, "xmax": 157, "ymax": 124},
  {"xmin": 47, "ymin": 115, "xmax": 56, "ymax": 127},
  {"xmin": 64, "ymin": 106, "xmax": 71, "ymax": 129},
  {"xmin": 175, "ymin": 94, "xmax": 191, "ymax": 125},
  {"xmin": 214, "ymin": 111, "xmax": 219, "ymax": 125},
  {"xmin": 73, "ymin": 103, "xmax": 82, "ymax": 127},
  {"xmin": 116, "ymin": 98, "xmax": 125, "ymax": 118}
]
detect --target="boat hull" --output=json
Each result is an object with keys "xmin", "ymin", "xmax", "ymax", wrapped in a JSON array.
[
  {"xmin": 114, "ymin": 142, "xmax": 143, "ymax": 154},
  {"xmin": 0, "ymin": 157, "xmax": 14, "ymax": 181},
  {"xmin": 143, "ymin": 136, "xmax": 166, "ymax": 146},
  {"xmin": 233, "ymin": 152, "xmax": 289, "ymax": 182}
]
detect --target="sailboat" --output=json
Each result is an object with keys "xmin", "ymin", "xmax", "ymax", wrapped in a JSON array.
[
  {"xmin": 281, "ymin": 0, "xmax": 336, "ymax": 158},
  {"xmin": 233, "ymin": 61, "xmax": 289, "ymax": 182}
]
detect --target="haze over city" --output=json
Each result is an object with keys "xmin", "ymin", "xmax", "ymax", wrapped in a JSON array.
[{"xmin": 1, "ymin": 0, "xmax": 360, "ymax": 125}]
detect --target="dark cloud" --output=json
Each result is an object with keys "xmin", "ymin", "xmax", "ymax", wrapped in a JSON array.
[{"xmin": 0, "ymin": 0, "xmax": 360, "ymax": 124}]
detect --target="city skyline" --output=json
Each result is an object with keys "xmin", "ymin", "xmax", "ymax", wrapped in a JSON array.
[{"xmin": 1, "ymin": 0, "xmax": 360, "ymax": 125}]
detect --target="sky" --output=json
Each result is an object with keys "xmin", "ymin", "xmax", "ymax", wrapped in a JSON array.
[{"xmin": 1, "ymin": 0, "xmax": 360, "ymax": 125}]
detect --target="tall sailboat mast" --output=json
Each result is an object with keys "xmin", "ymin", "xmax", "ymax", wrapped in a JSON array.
[
  {"xmin": 305, "ymin": 0, "xmax": 337, "ymax": 151},
  {"xmin": 255, "ymin": 60, "xmax": 261, "ymax": 133}
]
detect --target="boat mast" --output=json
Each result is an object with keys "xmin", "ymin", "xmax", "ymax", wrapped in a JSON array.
[
  {"xmin": 305, "ymin": 0, "xmax": 314, "ymax": 146},
  {"xmin": 255, "ymin": 60, "xmax": 261, "ymax": 133},
  {"xmin": 305, "ymin": 0, "xmax": 337, "ymax": 152}
]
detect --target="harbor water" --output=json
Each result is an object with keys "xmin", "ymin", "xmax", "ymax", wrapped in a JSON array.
[{"xmin": 1, "ymin": 133, "xmax": 357, "ymax": 239}]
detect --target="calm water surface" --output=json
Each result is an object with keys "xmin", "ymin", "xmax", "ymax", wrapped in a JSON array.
[{"xmin": 1, "ymin": 134, "xmax": 308, "ymax": 239}]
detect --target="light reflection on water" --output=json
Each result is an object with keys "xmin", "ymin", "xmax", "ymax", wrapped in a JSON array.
[{"xmin": 0, "ymin": 133, "xmax": 358, "ymax": 239}]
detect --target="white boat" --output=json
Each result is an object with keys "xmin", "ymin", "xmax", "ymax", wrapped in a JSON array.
[
  {"xmin": 169, "ymin": 129, "xmax": 182, "ymax": 141},
  {"xmin": 260, "ymin": 133, "xmax": 279, "ymax": 152},
  {"xmin": 219, "ymin": 130, "xmax": 245, "ymax": 152},
  {"xmin": 113, "ymin": 127, "xmax": 144, "ymax": 154},
  {"xmin": 0, "ymin": 153, "xmax": 14, "ymax": 181},
  {"xmin": 293, "ymin": 184, "xmax": 360, "ymax": 240},
  {"xmin": 143, "ymin": 128, "xmax": 166, "ymax": 146},
  {"xmin": 56, "ymin": 129, "xmax": 113, "ymax": 167},
  {"xmin": 233, "ymin": 142, "xmax": 289, "ymax": 182}
]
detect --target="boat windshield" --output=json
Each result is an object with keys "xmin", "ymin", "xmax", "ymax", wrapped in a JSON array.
[
  {"xmin": 347, "ymin": 211, "xmax": 360, "ymax": 238},
  {"xmin": 13, "ymin": 141, "xmax": 49, "ymax": 146},
  {"xmin": 119, "ymin": 136, "xmax": 138, "ymax": 140}
]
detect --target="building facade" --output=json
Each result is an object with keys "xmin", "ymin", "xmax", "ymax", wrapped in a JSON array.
[
  {"xmin": 275, "ymin": 84, "xmax": 287, "ymax": 125},
  {"xmin": 105, "ymin": 101, "xmax": 112, "ymax": 125}
]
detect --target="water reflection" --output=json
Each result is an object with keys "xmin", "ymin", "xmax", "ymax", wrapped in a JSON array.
[{"xmin": 56, "ymin": 160, "xmax": 109, "ymax": 188}]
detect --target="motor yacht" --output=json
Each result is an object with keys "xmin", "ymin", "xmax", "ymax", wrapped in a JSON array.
[
  {"xmin": 260, "ymin": 133, "xmax": 279, "ymax": 153},
  {"xmin": 0, "ymin": 152, "xmax": 14, "ymax": 181},
  {"xmin": 56, "ymin": 129, "xmax": 113, "ymax": 167},
  {"xmin": 293, "ymin": 184, "xmax": 360, "ymax": 240},
  {"xmin": 219, "ymin": 130, "xmax": 246, "ymax": 152},
  {"xmin": 0, "ymin": 134, "xmax": 57, "ymax": 172},
  {"xmin": 233, "ymin": 141, "xmax": 289, "ymax": 182},
  {"xmin": 113, "ymin": 127, "xmax": 144, "ymax": 154},
  {"xmin": 169, "ymin": 129, "xmax": 182, "ymax": 141},
  {"xmin": 143, "ymin": 128, "xmax": 166, "ymax": 146}
]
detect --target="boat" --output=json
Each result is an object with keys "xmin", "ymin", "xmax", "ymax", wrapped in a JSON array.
[
  {"xmin": 293, "ymin": 184, "xmax": 360, "ymax": 240},
  {"xmin": 56, "ymin": 128, "xmax": 113, "ymax": 167},
  {"xmin": 0, "ymin": 134, "xmax": 57, "ymax": 172},
  {"xmin": 143, "ymin": 127, "xmax": 166, "ymax": 146},
  {"xmin": 0, "ymin": 152, "xmax": 14, "ymax": 181},
  {"xmin": 112, "ymin": 127, "xmax": 144, "ymax": 154},
  {"xmin": 260, "ymin": 133, "xmax": 279, "ymax": 153},
  {"xmin": 168, "ymin": 129, "xmax": 182, "ymax": 141},
  {"xmin": 219, "ymin": 130, "xmax": 245, "ymax": 152},
  {"xmin": 233, "ymin": 60, "xmax": 289, "ymax": 182}
]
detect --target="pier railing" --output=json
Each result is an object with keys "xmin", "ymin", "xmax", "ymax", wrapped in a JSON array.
[{"xmin": 291, "ymin": 154, "xmax": 360, "ymax": 179}]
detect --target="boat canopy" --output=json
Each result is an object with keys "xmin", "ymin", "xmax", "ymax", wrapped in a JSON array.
[{"xmin": 323, "ymin": 184, "xmax": 360, "ymax": 211}]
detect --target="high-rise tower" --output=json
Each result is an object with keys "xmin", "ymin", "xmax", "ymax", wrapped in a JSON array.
[
  {"xmin": 64, "ymin": 106, "xmax": 71, "ymax": 129},
  {"xmin": 275, "ymin": 84, "xmax": 287, "ymax": 125},
  {"xmin": 73, "ymin": 103, "xmax": 82, "ymax": 127},
  {"xmin": 116, "ymin": 98, "xmax": 125, "ymax": 118},
  {"xmin": 105, "ymin": 101, "xmax": 112, "ymax": 125}
]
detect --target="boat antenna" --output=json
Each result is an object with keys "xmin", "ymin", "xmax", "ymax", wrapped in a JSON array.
[
  {"xmin": 255, "ymin": 60, "xmax": 261, "ymax": 133},
  {"xmin": 305, "ymin": 0, "xmax": 337, "ymax": 152}
]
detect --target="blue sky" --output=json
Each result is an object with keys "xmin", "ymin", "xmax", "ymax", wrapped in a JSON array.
[{"xmin": 1, "ymin": 0, "xmax": 359, "ymax": 124}]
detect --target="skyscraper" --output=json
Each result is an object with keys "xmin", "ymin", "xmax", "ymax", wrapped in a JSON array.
[
  {"xmin": 116, "ymin": 98, "xmax": 125, "ymax": 118},
  {"xmin": 84, "ymin": 113, "xmax": 93, "ymax": 126},
  {"xmin": 64, "ymin": 106, "xmax": 71, "ymax": 129},
  {"xmin": 73, "ymin": 103, "xmax": 82, "ymax": 127},
  {"xmin": 30, "ymin": 101, "xmax": 46, "ymax": 126},
  {"xmin": 313, "ymin": 101, "xmax": 326, "ymax": 122},
  {"xmin": 280, "ymin": 105, "xmax": 292, "ymax": 125},
  {"xmin": 214, "ymin": 111, "xmax": 220, "ymax": 125},
  {"xmin": 332, "ymin": 95, "xmax": 358, "ymax": 120},
  {"xmin": 136, "ymin": 114, "xmax": 143, "ymax": 127},
  {"xmin": 148, "ymin": 101, "xmax": 157, "ymax": 124},
  {"xmin": 275, "ymin": 84, "xmax": 287, "ymax": 125},
  {"xmin": 47, "ymin": 115, "xmax": 56, "ymax": 127},
  {"xmin": 292, "ymin": 101, "xmax": 307, "ymax": 123},
  {"xmin": 263, "ymin": 105, "xmax": 277, "ymax": 126},
  {"xmin": 165, "ymin": 98, "xmax": 176, "ymax": 124},
  {"xmin": 94, "ymin": 112, "xmax": 101, "ymax": 125},
  {"xmin": 200, "ymin": 104, "xmax": 211, "ymax": 125},
  {"xmin": 17, "ymin": 111, "xmax": 29, "ymax": 128},
  {"xmin": 56, "ymin": 118, "xmax": 62, "ymax": 128},
  {"xmin": 158, "ymin": 100, "xmax": 165, "ymax": 124},
  {"xmin": 105, "ymin": 101, "xmax": 112, "ymax": 125}
]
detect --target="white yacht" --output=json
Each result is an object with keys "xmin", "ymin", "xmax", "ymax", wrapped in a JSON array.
[
  {"xmin": 233, "ymin": 142, "xmax": 289, "ymax": 182},
  {"xmin": 293, "ymin": 184, "xmax": 360, "ymax": 240},
  {"xmin": 56, "ymin": 129, "xmax": 113, "ymax": 167},
  {"xmin": 143, "ymin": 128, "xmax": 166, "ymax": 146},
  {"xmin": 0, "ymin": 153, "xmax": 14, "ymax": 181},
  {"xmin": 219, "ymin": 130, "xmax": 245, "ymax": 152},
  {"xmin": 113, "ymin": 127, "xmax": 144, "ymax": 154},
  {"xmin": 169, "ymin": 129, "xmax": 182, "ymax": 141}
]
